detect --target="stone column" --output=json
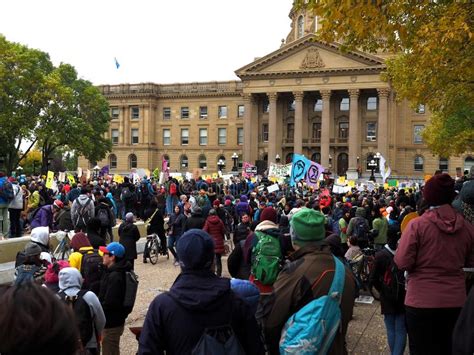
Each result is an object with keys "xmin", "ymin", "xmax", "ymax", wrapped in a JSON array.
[
  {"xmin": 293, "ymin": 91, "xmax": 304, "ymax": 155},
  {"xmin": 377, "ymin": 88, "xmax": 390, "ymax": 158},
  {"xmin": 243, "ymin": 93, "xmax": 255, "ymax": 163},
  {"xmin": 124, "ymin": 106, "xmax": 130, "ymax": 146},
  {"xmin": 267, "ymin": 92, "xmax": 278, "ymax": 163},
  {"xmin": 320, "ymin": 90, "xmax": 331, "ymax": 168},
  {"xmin": 140, "ymin": 104, "xmax": 146, "ymax": 144},
  {"xmin": 348, "ymin": 89, "xmax": 360, "ymax": 174},
  {"xmin": 119, "ymin": 106, "xmax": 125, "ymax": 145}
]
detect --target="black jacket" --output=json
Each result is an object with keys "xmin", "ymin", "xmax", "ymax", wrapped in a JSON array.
[
  {"xmin": 138, "ymin": 271, "xmax": 264, "ymax": 355},
  {"xmin": 183, "ymin": 214, "xmax": 206, "ymax": 232},
  {"xmin": 118, "ymin": 222, "xmax": 141, "ymax": 260},
  {"xmin": 452, "ymin": 287, "xmax": 474, "ymax": 355},
  {"xmin": 56, "ymin": 207, "xmax": 74, "ymax": 231},
  {"xmin": 227, "ymin": 240, "xmax": 251, "ymax": 280},
  {"xmin": 144, "ymin": 207, "xmax": 165, "ymax": 238},
  {"xmin": 233, "ymin": 222, "xmax": 251, "ymax": 243},
  {"xmin": 99, "ymin": 258, "xmax": 132, "ymax": 328}
]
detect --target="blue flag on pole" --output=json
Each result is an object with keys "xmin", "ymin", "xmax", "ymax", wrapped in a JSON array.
[
  {"xmin": 290, "ymin": 153, "xmax": 325, "ymax": 187},
  {"xmin": 114, "ymin": 57, "xmax": 120, "ymax": 69}
]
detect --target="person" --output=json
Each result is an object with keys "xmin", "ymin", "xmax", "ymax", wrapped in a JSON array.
[
  {"xmin": 58, "ymin": 267, "xmax": 106, "ymax": 355},
  {"xmin": 55, "ymin": 201, "xmax": 74, "ymax": 232},
  {"xmin": 167, "ymin": 205, "xmax": 186, "ymax": 266},
  {"xmin": 344, "ymin": 236, "xmax": 362, "ymax": 261},
  {"xmin": 86, "ymin": 217, "xmax": 106, "ymax": 249},
  {"xmin": 69, "ymin": 232, "xmax": 94, "ymax": 270},
  {"xmin": 0, "ymin": 172, "xmax": 11, "ymax": 238},
  {"xmin": 338, "ymin": 207, "xmax": 351, "ymax": 253},
  {"xmin": 71, "ymin": 188, "xmax": 95, "ymax": 232},
  {"xmin": 42, "ymin": 260, "xmax": 70, "ymax": 293},
  {"xmin": 347, "ymin": 206, "xmax": 371, "ymax": 249},
  {"xmin": 8, "ymin": 178, "xmax": 23, "ymax": 238},
  {"xmin": 262, "ymin": 208, "xmax": 356, "ymax": 355},
  {"xmin": 452, "ymin": 287, "xmax": 474, "ymax": 355},
  {"xmin": 372, "ymin": 205, "xmax": 388, "ymax": 249},
  {"xmin": 370, "ymin": 229, "xmax": 407, "ymax": 355},
  {"xmin": 230, "ymin": 278, "xmax": 260, "ymax": 315},
  {"xmin": 203, "ymin": 208, "xmax": 227, "ymax": 277},
  {"xmin": 143, "ymin": 200, "xmax": 167, "ymax": 262},
  {"xmin": 96, "ymin": 197, "xmax": 116, "ymax": 242},
  {"xmin": 30, "ymin": 199, "xmax": 63, "ymax": 230},
  {"xmin": 98, "ymin": 242, "xmax": 133, "ymax": 355},
  {"xmin": 138, "ymin": 229, "xmax": 265, "ymax": 355},
  {"xmin": 183, "ymin": 205, "xmax": 206, "ymax": 231},
  {"xmin": 395, "ymin": 173, "xmax": 474, "ymax": 355},
  {"xmin": 14, "ymin": 242, "xmax": 46, "ymax": 285},
  {"xmin": 233, "ymin": 212, "xmax": 251, "ymax": 244},
  {"xmin": 118, "ymin": 212, "xmax": 141, "ymax": 269},
  {"xmin": 453, "ymin": 179, "xmax": 474, "ymax": 224},
  {"xmin": 0, "ymin": 282, "xmax": 79, "ymax": 355},
  {"xmin": 15, "ymin": 226, "xmax": 51, "ymax": 268}
]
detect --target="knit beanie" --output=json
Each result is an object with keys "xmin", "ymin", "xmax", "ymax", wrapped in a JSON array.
[
  {"xmin": 70, "ymin": 232, "xmax": 91, "ymax": 251},
  {"xmin": 290, "ymin": 208, "xmax": 326, "ymax": 243},
  {"xmin": 177, "ymin": 229, "xmax": 215, "ymax": 271},
  {"xmin": 423, "ymin": 173, "xmax": 455, "ymax": 206},
  {"xmin": 260, "ymin": 207, "xmax": 277, "ymax": 223}
]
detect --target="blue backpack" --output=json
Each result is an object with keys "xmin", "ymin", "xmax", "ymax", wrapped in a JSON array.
[{"xmin": 279, "ymin": 256, "xmax": 346, "ymax": 355}]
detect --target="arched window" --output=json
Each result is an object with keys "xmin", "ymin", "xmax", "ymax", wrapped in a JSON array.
[
  {"xmin": 311, "ymin": 152, "xmax": 321, "ymax": 164},
  {"xmin": 109, "ymin": 154, "xmax": 117, "ymax": 169},
  {"xmin": 286, "ymin": 153, "xmax": 294, "ymax": 164},
  {"xmin": 163, "ymin": 154, "xmax": 170, "ymax": 168},
  {"xmin": 439, "ymin": 157, "xmax": 449, "ymax": 172},
  {"xmin": 180, "ymin": 155, "xmax": 188, "ymax": 170},
  {"xmin": 297, "ymin": 15, "xmax": 305, "ymax": 38},
  {"xmin": 414, "ymin": 155, "xmax": 424, "ymax": 171},
  {"xmin": 198, "ymin": 154, "xmax": 207, "ymax": 169},
  {"xmin": 464, "ymin": 156, "xmax": 474, "ymax": 173},
  {"xmin": 129, "ymin": 154, "xmax": 137, "ymax": 169}
]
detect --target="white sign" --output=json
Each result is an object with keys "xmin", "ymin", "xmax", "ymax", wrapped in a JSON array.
[{"xmin": 267, "ymin": 183, "xmax": 280, "ymax": 193}]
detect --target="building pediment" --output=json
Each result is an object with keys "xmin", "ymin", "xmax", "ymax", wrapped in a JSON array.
[{"xmin": 235, "ymin": 34, "xmax": 386, "ymax": 79}]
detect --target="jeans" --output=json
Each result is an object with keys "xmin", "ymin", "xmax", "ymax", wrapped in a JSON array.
[
  {"xmin": 8, "ymin": 208, "xmax": 22, "ymax": 238},
  {"xmin": 384, "ymin": 313, "xmax": 407, "ymax": 355},
  {"xmin": 102, "ymin": 325, "xmax": 124, "ymax": 355},
  {"xmin": 215, "ymin": 253, "xmax": 222, "ymax": 277},
  {"xmin": 405, "ymin": 306, "xmax": 461, "ymax": 355},
  {"xmin": 168, "ymin": 235, "xmax": 178, "ymax": 261},
  {"xmin": 165, "ymin": 195, "xmax": 178, "ymax": 216}
]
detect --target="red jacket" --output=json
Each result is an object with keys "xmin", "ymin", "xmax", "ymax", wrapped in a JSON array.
[
  {"xmin": 395, "ymin": 205, "xmax": 474, "ymax": 308},
  {"xmin": 203, "ymin": 215, "xmax": 226, "ymax": 254}
]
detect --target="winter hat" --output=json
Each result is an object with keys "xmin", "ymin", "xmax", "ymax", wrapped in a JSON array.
[
  {"xmin": 460, "ymin": 180, "xmax": 474, "ymax": 205},
  {"xmin": 53, "ymin": 199, "xmax": 64, "ymax": 209},
  {"xmin": 290, "ymin": 208, "xmax": 325, "ymax": 243},
  {"xmin": 423, "ymin": 173, "xmax": 456, "ymax": 206},
  {"xmin": 177, "ymin": 229, "xmax": 215, "ymax": 271},
  {"xmin": 355, "ymin": 207, "xmax": 366, "ymax": 218},
  {"xmin": 209, "ymin": 209, "xmax": 217, "ymax": 216},
  {"xmin": 213, "ymin": 199, "xmax": 220, "ymax": 207},
  {"xmin": 44, "ymin": 260, "xmax": 70, "ymax": 284},
  {"xmin": 191, "ymin": 205, "xmax": 202, "ymax": 215},
  {"xmin": 70, "ymin": 232, "xmax": 91, "ymax": 251},
  {"xmin": 125, "ymin": 212, "xmax": 135, "ymax": 222},
  {"xmin": 225, "ymin": 199, "xmax": 232, "ymax": 206},
  {"xmin": 260, "ymin": 207, "xmax": 277, "ymax": 223},
  {"xmin": 24, "ymin": 242, "xmax": 42, "ymax": 257}
]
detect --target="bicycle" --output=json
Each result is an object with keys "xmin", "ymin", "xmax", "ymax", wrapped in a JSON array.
[
  {"xmin": 350, "ymin": 247, "xmax": 380, "ymax": 300},
  {"xmin": 51, "ymin": 230, "xmax": 74, "ymax": 260},
  {"xmin": 144, "ymin": 233, "xmax": 169, "ymax": 265}
]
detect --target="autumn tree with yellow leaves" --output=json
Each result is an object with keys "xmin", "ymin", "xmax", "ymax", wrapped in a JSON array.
[{"xmin": 297, "ymin": 0, "xmax": 473, "ymax": 156}]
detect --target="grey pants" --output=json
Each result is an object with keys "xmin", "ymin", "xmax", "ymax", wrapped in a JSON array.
[
  {"xmin": 0, "ymin": 206, "xmax": 9, "ymax": 237},
  {"xmin": 102, "ymin": 325, "xmax": 124, "ymax": 355}
]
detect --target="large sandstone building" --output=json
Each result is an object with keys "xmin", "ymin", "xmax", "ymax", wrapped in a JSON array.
[{"xmin": 79, "ymin": 3, "xmax": 473, "ymax": 179}]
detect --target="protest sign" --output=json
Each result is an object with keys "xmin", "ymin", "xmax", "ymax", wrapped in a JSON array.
[
  {"xmin": 267, "ymin": 183, "xmax": 279, "ymax": 193},
  {"xmin": 113, "ymin": 174, "xmax": 124, "ymax": 184},
  {"xmin": 269, "ymin": 163, "xmax": 292, "ymax": 178},
  {"xmin": 46, "ymin": 171, "xmax": 54, "ymax": 189},
  {"xmin": 242, "ymin": 162, "xmax": 257, "ymax": 178},
  {"xmin": 290, "ymin": 154, "xmax": 324, "ymax": 187},
  {"xmin": 67, "ymin": 174, "xmax": 76, "ymax": 185},
  {"xmin": 58, "ymin": 172, "xmax": 66, "ymax": 182}
]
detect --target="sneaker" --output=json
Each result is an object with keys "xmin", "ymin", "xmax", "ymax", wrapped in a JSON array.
[{"xmin": 143, "ymin": 259, "xmax": 148, "ymax": 264}]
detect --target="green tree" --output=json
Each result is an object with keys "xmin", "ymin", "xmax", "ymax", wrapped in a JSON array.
[{"xmin": 297, "ymin": 0, "xmax": 474, "ymax": 156}]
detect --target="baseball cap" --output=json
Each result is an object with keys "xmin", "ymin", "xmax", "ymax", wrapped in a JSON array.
[{"xmin": 99, "ymin": 242, "xmax": 125, "ymax": 258}]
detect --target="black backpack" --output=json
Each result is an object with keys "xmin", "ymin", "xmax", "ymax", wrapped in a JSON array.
[
  {"xmin": 121, "ymin": 187, "xmax": 133, "ymax": 202},
  {"xmin": 59, "ymin": 289, "xmax": 93, "ymax": 347},
  {"xmin": 381, "ymin": 250, "xmax": 405, "ymax": 303},
  {"xmin": 80, "ymin": 250, "xmax": 103, "ymax": 295},
  {"xmin": 97, "ymin": 208, "xmax": 110, "ymax": 227},
  {"xmin": 123, "ymin": 270, "xmax": 139, "ymax": 311},
  {"xmin": 352, "ymin": 217, "xmax": 369, "ymax": 241},
  {"xmin": 75, "ymin": 198, "xmax": 92, "ymax": 229}
]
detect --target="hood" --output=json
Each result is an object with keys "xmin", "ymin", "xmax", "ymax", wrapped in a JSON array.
[
  {"xmin": 169, "ymin": 271, "xmax": 231, "ymax": 311},
  {"xmin": 426, "ymin": 204, "xmax": 465, "ymax": 234},
  {"xmin": 255, "ymin": 220, "xmax": 280, "ymax": 235},
  {"xmin": 240, "ymin": 195, "xmax": 248, "ymax": 203},
  {"xmin": 58, "ymin": 267, "xmax": 83, "ymax": 296},
  {"xmin": 30, "ymin": 226, "xmax": 50, "ymax": 246},
  {"xmin": 76, "ymin": 194, "xmax": 91, "ymax": 204},
  {"xmin": 355, "ymin": 207, "xmax": 366, "ymax": 218},
  {"xmin": 108, "ymin": 258, "xmax": 132, "ymax": 273},
  {"xmin": 206, "ymin": 215, "xmax": 221, "ymax": 225}
]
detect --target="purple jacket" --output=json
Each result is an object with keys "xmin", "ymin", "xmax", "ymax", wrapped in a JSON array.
[
  {"xmin": 235, "ymin": 195, "xmax": 250, "ymax": 217},
  {"xmin": 30, "ymin": 205, "xmax": 54, "ymax": 229}
]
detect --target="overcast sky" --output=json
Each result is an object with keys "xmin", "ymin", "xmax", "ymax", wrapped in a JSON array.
[{"xmin": 1, "ymin": 0, "xmax": 292, "ymax": 85}]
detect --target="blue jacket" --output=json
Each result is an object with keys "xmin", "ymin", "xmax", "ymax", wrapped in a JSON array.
[
  {"xmin": 0, "ymin": 177, "xmax": 7, "ymax": 205},
  {"xmin": 138, "ymin": 271, "xmax": 264, "ymax": 355}
]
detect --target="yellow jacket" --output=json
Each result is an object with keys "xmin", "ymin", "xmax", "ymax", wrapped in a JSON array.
[
  {"xmin": 28, "ymin": 190, "xmax": 40, "ymax": 210},
  {"xmin": 68, "ymin": 246, "xmax": 95, "ymax": 270}
]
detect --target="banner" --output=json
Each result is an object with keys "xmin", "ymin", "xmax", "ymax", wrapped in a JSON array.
[
  {"xmin": 58, "ymin": 172, "xmax": 66, "ymax": 182},
  {"xmin": 379, "ymin": 154, "xmax": 391, "ymax": 184},
  {"xmin": 290, "ymin": 154, "xmax": 324, "ymax": 187},
  {"xmin": 242, "ymin": 162, "xmax": 257, "ymax": 178},
  {"xmin": 267, "ymin": 183, "xmax": 280, "ymax": 193},
  {"xmin": 100, "ymin": 165, "xmax": 109, "ymax": 176},
  {"xmin": 269, "ymin": 163, "xmax": 292, "ymax": 178},
  {"xmin": 152, "ymin": 168, "xmax": 160, "ymax": 179},
  {"xmin": 113, "ymin": 174, "xmax": 124, "ymax": 184},
  {"xmin": 67, "ymin": 174, "xmax": 76, "ymax": 185},
  {"xmin": 46, "ymin": 171, "xmax": 54, "ymax": 189}
]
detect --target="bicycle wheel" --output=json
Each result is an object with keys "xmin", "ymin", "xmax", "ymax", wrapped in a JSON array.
[
  {"xmin": 149, "ymin": 239, "xmax": 159, "ymax": 265},
  {"xmin": 61, "ymin": 245, "xmax": 71, "ymax": 260}
]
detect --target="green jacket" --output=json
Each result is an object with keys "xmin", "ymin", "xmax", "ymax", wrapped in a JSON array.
[{"xmin": 372, "ymin": 217, "xmax": 388, "ymax": 245}]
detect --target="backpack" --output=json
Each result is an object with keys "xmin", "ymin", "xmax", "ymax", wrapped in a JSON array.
[
  {"xmin": 80, "ymin": 250, "xmax": 103, "ymax": 295},
  {"xmin": 381, "ymin": 250, "xmax": 405, "ymax": 303},
  {"xmin": 140, "ymin": 183, "xmax": 150, "ymax": 198},
  {"xmin": 352, "ymin": 218, "xmax": 369, "ymax": 241},
  {"xmin": 251, "ymin": 230, "xmax": 282, "ymax": 285},
  {"xmin": 279, "ymin": 256, "xmax": 346, "ymax": 355},
  {"xmin": 59, "ymin": 289, "xmax": 93, "ymax": 348},
  {"xmin": 97, "ymin": 208, "xmax": 110, "ymax": 227},
  {"xmin": 169, "ymin": 182, "xmax": 177, "ymax": 196},
  {"xmin": 15, "ymin": 264, "xmax": 40, "ymax": 285},
  {"xmin": 121, "ymin": 187, "xmax": 133, "ymax": 202},
  {"xmin": 75, "ymin": 198, "xmax": 92, "ymax": 229},
  {"xmin": 0, "ymin": 180, "xmax": 14, "ymax": 203},
  {"xmin": 123, "ymin": 270, "xmax": 139, "ymax": 310}
]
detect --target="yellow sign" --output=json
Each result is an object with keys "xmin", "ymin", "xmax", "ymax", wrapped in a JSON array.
[
  {"xmin": 113, "ymin": 174, "xmax": 124, "ymax": 184},
  {"xmin": 384, "ymin": 183, "xmax": 389, "ymax": 189},
  {"xmin": 348, "ymin": 180, "xmax": 356, "ymax": 188},
  {"xmin": 46, "ymin": 171, "xmax": 54, "ymax": 189},
  {"xmin": 67, "ymin": 174, "xmax": 76, "ymax": 185},
  {"xmin": 212, "ymin": 173, "xmax": 218, "ymax": 179},
  {"xmin": 337, "ymin": 176, "xmax": 346, "ymax": 185}
]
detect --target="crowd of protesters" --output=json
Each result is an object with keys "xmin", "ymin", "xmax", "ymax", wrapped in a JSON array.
[{"xmin": 0, "ymin": 166, "xmax": 473, "ymax": 355}]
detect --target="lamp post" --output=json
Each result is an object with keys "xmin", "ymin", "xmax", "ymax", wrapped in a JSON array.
[
  {"xmin": 368, "ymin": 152, "xmax": 381, "ymax": 182},
  {"xmin": 231, "ymin": 152, "xmax": 238, "ymax": 172},
  {"xmin": 217, "ymin": 159, "xmax": 225, "ymax": 173},
  {"xmin": 93, "ymin": 165, "xmax": 100, "ymax": 180},
  {"xmin": 275, "ymin": 154, "xmax": 281, "ymax": 164}
]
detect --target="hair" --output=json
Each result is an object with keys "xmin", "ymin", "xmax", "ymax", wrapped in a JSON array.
[
  {"xmin": 0, "ymin": 283, "xmax": 79, "ymax": 355},
  {"xmin": 348, "ymin": 236, "xmax": 358, "ymax": 246}
]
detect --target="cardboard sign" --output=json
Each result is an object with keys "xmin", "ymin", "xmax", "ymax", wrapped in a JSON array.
[
  {"xmin": 45, "ymin": 171, "xmax": 54, "ymax": 189},
  {"xmin": 267, "ymin": 183, "xmax": 279, "ymax": 193}
]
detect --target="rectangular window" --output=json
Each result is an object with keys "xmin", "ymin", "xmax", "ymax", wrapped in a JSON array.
[
  {"xmin": 288, "ymin": 100, "xmax": 296, "ymax": 112},
  {"xmin": 111, "ymin": 107, "xmax": 119, "ymax": 119},
  {"xmin": 237, "ymin": 128, "xmax": 244, "ymax": 145},
  {"xmin": 314, "ymin": 99, "xmax": 323, "ymax": 112},
  {"xmin": 366, "ymin": 122, "xmax": 377, "ymax": 141},
  {"xmin": 237, "ymin": 105, "xmax": 245, "ymax": 118},
  {"xmin": 262, "ymin": 124, "xmax": 269, "ymax": 142},
  {"xmin": 110, "ymin": 157, "xmax": 117, "ymax": 169},
  {"xmin": 263, "ymin": 100, "xmax": 269, "ymax": 113},
  {"xmin": 340, "ymin": 98, "xmax": 349, "ymax": 111},
  {"xmin": 131, "ymin": 129, "xmax": 139, "ymax": 144},
  {"xmin": 111, "ymin": 129, "xmax": 119, "ymax": 145},
  {"xmin": 218, "ymin": 128, "xmax": 227, "ymax": 145},
  {"xmin": 181, "ymin": 107, "xmax": 189, "ymax": 119},
  {"xmin": 163, "ymin": 129, "xmax": 171, "ymax": 145},
  {"xmin": 312, "ymin": 123, "xmax": 321, "ymax": 139},
  {"xmin": 131, "ymin": 106, "xmax": 140, "ymax": 119},
  {"xmin": 339, "ymin": 122, "xmax": 349, "ymax": 139},
  {"xmin": 199, "ymin": 128, "xmax": 208, "ymax": 145},
  {"xmin": 416, "ymin": 104, "xmax": 425, "ymax": 114},
  {"xmin": 181, "ymin": 128, "xmax": 189, "ymax": 145},
  {"xmin": 163, "ymin": 107, "xmax": 171, "ymax": 120},
  {"xmin": 218, "ymin": 105, "xmax": 228, "ymax": 119},
  {"xmin": 439, "ymin": 158, "xmax": 449, "ymax": 171},
  {"xmin": 199, "ymin": 106, "xmax": 208, "ymax": 119},
  {"xmin": 367, "ymin": 97, "xmax": 377, "ymax": 110},
  {"xmin": 413, "ymin": 125, "xmax": 424, "ymax": 144}
]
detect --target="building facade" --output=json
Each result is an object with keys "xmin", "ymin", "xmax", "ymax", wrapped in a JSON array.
[{"xmin": 78, "ymin": 4, "xmax": 473, "ymax": 178}]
